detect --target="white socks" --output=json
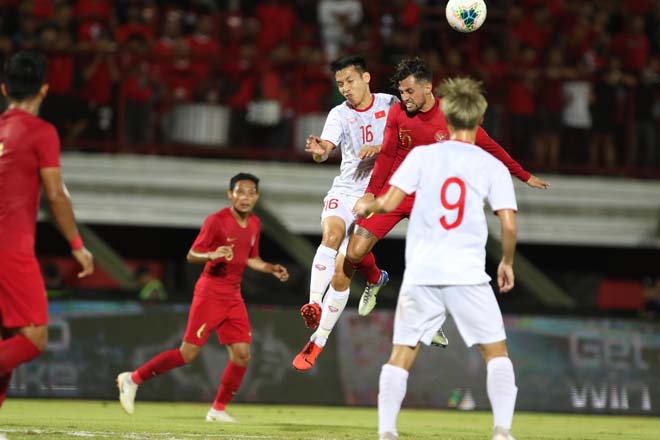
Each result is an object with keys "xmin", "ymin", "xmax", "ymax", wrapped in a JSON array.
[
  {"xmin": 378, "ymin": 364, "xmax": 408, "ymax": 437},
  {"xmin": 309, "ymin": 245, "xmax": 337, "ymax": 304},
  {"xmin": 312, "ymin": 286, "xmax": 349, "ymax": 347},
  {"xmin": 487, "ymin": 356, "xmax": 517, "ymax": 431}
]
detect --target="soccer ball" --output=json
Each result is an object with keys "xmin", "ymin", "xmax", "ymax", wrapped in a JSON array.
[{"xmin": 445, "ymin": 0, "xmax": 487, "ymax": 33}]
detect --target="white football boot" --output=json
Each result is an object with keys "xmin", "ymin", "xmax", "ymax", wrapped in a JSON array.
[
  {"xmin": 358, "ymin": 270, "xmax": 389, "ymax": 316},
  {"xmin": 116, "ymin": 372, "xmax": 138, "ymax": 415},
  {"xmin": 206, "ymin": 408, "xmax": 237, "ymax": 423},
  {"xmin": 492, "ymin": 426, "xmax": 516, "ymax": 440}
]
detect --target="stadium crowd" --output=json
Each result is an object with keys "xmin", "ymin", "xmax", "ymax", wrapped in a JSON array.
[{"xmin": 0, "ymin": 0, "xmax": 658, "ymax": 174}]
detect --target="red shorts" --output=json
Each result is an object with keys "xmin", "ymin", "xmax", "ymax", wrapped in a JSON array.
[
  {"xmin": 0, "ymin": 251, "xmax": 48, "ymax": 328},
  {"xmin": 183, "ymin": 292, "xmax": 251, "ymax": 347},
  {"xmin": 356, "ymin": 192, "xmax": 415, "ymax": 239}
]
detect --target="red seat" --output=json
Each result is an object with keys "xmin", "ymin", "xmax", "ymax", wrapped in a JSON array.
[{"xmin": 596, "ymin": 279, "xmax": 645, "ymax": 310}]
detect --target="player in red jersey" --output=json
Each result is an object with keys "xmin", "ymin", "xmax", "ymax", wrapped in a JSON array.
[
  {"xmin": 337, "ymin": 57, "xmax": 549, "ymax": 315},
  {"xmin": 0, "ymin": 51, "xmax": 94, "ymax": 409},
  {"xmin": 116, "ymin": 173, "xmax": 289, "ymax": 422}
]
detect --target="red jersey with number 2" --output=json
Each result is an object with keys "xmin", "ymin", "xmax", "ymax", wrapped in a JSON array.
[
  {"xmin": 365, "ymin": 98, "xmax": 530, "ymax": 196},
  {"xmin": 191, "ymin": 207, "xmax": 260, "ymax": 298},
  {"xmin": 0, "ymin": 109, "xmax": 61, "ymax": 255}
]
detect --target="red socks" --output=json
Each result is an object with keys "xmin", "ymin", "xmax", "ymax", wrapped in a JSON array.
[
  {"xmin": 0, "ymin": 334, "xmax": 41, "ymax": 374},
  {"xmin": 354, "ymin": 252, "xmax": 382, "ymax": 284},
  {"xmin": 0, "ymin": 371, "xmax": 13, "ymax": 407},
  {"xmin": 131, "ymin": 349, "xmax": 185, "ymax": 385},
  {"xmin": 212, "ymin": 361, "xmax": 247, "ymax": 411}
]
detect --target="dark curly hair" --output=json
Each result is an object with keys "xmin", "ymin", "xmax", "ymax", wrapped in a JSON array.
[{"xmin": 391, "ymin": 57, "xmax": 433, "ymax": 86}]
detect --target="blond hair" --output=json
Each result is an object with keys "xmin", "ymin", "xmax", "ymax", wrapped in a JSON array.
[{"xmin": 438, "ymin": 77, "xmax": 488, "ymax": 130}]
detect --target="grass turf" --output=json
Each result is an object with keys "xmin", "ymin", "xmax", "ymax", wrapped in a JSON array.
[{"xmin": 0, "ymin": 399, "xmax": 659, "ymax": 439}]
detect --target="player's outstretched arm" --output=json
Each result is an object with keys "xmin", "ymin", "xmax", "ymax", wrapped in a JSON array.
[
  {"xmin": 525, "ymin": 174, "xmax": 550, "ymax": 189},
  {"xmin": 247, "ymin": 257, "xmax": 289, "ymax": 282},
  {"xmin": 40, "ymin": 167, "xmax": 94, "ymax": 278},
  {"xmin": 305, "ymin": 135, "xmax": 334, "ymax": 163},
  {"xmin": 475, "ymin": 127, "xmax": 550, "ymax": 189},
  {"xmin": 496, "ymin": 209, "xmax": 517, "ymax": 293},
  {"xmin": 187, "ymin": 245, "xmax": 234, "ymax": 263}
]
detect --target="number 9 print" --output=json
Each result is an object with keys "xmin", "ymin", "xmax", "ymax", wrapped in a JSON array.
[{"xmin": 440, "ymin": 177, "xmax": 466, "ymax": 230}]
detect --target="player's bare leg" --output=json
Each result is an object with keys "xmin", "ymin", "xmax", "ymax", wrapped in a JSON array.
[
  {"xmin": 208, "ymin": 343, "xmax": 250, "ymax": 422},
  {"xmin": 293, "ymin": 255, "xmax": 353, "ymax": 371},
  {"xmin": 117, "ymin": 341, "xmax": 196, "ymax": 414},
  {"xmin": 302, "ymin": 217, "xmax": 345, "ymax": 329},
  {"xmin": 477, "ymin": 341, "xmax": 517, "ymax": 440},
  {"xmin": 347, "ymin": 228, "xmax": 389, "ymax": 316}
]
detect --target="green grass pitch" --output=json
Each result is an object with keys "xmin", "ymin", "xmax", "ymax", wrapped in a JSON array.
[{"xmin": 1, "ymin": 399, "xmax": 659, "ymax": 439}]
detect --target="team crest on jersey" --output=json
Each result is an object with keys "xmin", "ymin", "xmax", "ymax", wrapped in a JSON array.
[
  {"xmin": 375, "ymin": 110, "xmax": 386, "ymax": 119},
  {"xmin": 398, "ymin": 129, "xmax": 413, "ymax": 150},
  {"xmin": 435, "ymin": 131, "xmax": 447, "ymax": 142}
]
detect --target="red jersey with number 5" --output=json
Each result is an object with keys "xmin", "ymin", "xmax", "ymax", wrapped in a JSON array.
[
  {"xmin": 365, "ymin": 98, "xmax": 530, "ymax": 196},
  {"xmin": 389, "ymin": 140, "xmax": 517, "ymax": 285},
  {"xmin": 0, "ymin": 109, "xmax": 60, "ymax": 255},
  {"xmin": 191, "ymin": 207, "xmax": 261, "ymax": 298}
]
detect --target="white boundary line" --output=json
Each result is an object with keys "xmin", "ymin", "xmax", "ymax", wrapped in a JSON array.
[{"xmin": 0, "ymin": 429, "xmax": 276, "ymax": 439}]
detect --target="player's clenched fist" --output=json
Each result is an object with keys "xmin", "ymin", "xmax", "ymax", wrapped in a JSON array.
[
  {"xmin": 209, "ymin": 245, "xmax": 234, "ymax": 261},
  {"xmin": 271, "ymin": 264, "xmax": 289, "ymax": 282}
]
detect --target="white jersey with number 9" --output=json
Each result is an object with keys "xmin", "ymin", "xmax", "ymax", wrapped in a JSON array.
[{"xmin": 389, "ymin": 140, "xmax": 518, "ymax": 286}]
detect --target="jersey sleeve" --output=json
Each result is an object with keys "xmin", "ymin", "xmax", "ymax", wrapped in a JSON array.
[
  {"xmin": 475, "ymin": 126, "xmax": 531, "ymax": 182},
  {"xmin": 388, "ymin": 147, "xmax": 422, "ymax": 195},
  {"xmin": 191, "ymin": 215, "xmax": 220, "ymax": 253},
  {"xmin": 250, "ymin": 218, "xmax": 261, "ymax": 258},
  {"xmin": 366, "ymin": 106, "xmax": 399, "ymax": 194},
  {"xmin": 35, "ymin": 123, "xmax": 61, "ymax": 168},
  {"xmin": 320, "ymin": 107, "xmax": 343, "ymax": 148},
  {"xmin": 487, "ymin": 162, "xmax": 518, "ymax": 213}
]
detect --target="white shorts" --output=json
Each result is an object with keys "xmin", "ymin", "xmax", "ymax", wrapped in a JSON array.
[
  {"xmin": 320, "ymin": 193, "xmax": 359, "ymax": 255},
  {"xmin": 393, "ymin": 283, "xmax": 506, "ymax": 348}
]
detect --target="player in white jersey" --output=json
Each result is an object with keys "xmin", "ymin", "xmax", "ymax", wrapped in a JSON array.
[
  {"xmin": 293, "ymin": 56, "xmax": 397, "ymax": 371},
  {"xmin": 354, "ymin": 77, "xmax": 519, "ymax": 440}
]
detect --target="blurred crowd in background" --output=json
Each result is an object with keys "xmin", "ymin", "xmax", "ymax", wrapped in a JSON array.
[{"xmin": 0, "ymin": 0, "xmax": 658, "ymax": 175}]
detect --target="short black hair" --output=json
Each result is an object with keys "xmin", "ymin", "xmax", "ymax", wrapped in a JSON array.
[
  {"xmin": 229, "ymin": 172, "xmax": 259, "ymax": 191},
  {"xmin": 3, "ymin": 51, "xmax": 48, "ymax": 101},
  {"xmin": 330, "ymin": 55, "xmax": 367, "ymax": 74},
  {"xmin": 391, "ymin": 57, "xmax": 433, "ymax": 86}
]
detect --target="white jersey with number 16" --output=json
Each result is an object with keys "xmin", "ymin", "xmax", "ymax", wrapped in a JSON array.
[
  {"xmin": 389, "ymin": 140, "xmax": 518, "ymax": 286},
  {"xmin": 321, "ymin": 93, "xmax": 398, "ymax": 198}
]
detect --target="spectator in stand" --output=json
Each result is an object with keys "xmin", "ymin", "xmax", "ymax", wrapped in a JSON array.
[
  {"xmin": 79, "ymin": 25, "xmax": 120, "ymax": 141},
  {"xmin": 476, "ymin": 45, "xmax": 507, "ymax": 141},
  {"xmin": 39, "ymin": 23, "xmax": 89, "ymax": 148},
  {"xmin": 534, "ymin": 47, "xmax": 570, "ymax": 170},
  {"xmin": 511, "ymin": 4, "xmax": 554, "ymax": 54},
  {"xmin": 0, "ymin": 15, "xmax": 11, "ymax": 54},
  {"xmin": 506, "ymin": 45, "xmax": 538, "ymax": 159},
  {"xmin": 12, "ymin": 13, "xmax": 40, "ymax": 49},
  {"xmin": 119, "ymin": 33, "xmax": 156, "ymax": 145},
  {"xmin": 317, "ymin": 0, "xmax": 363, "ymax": 61},
  {"xmin": 634, "ymin": 55, "xmax": 659, "ymax": 169},
  {"xmin": 561, "ymin": 60, "xmax": 593, "ymax": 165},
  {"xmin": 610, "ymin": 15, "xmax": 651, "ymax": 73},
  {"xmin": 115, "ymin": 2, "xmax": 154, "ymax": 45},
  {"xmin": 187, "ymin": 14, "xmax": 220, "ymax": 81},
  {"xmin": 589, "ymin": 56, "xmax": 636, "ymax": 169},
  {"xmin": 255, "ymin": 0, "xmax": 296, "ymax": 54}
]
